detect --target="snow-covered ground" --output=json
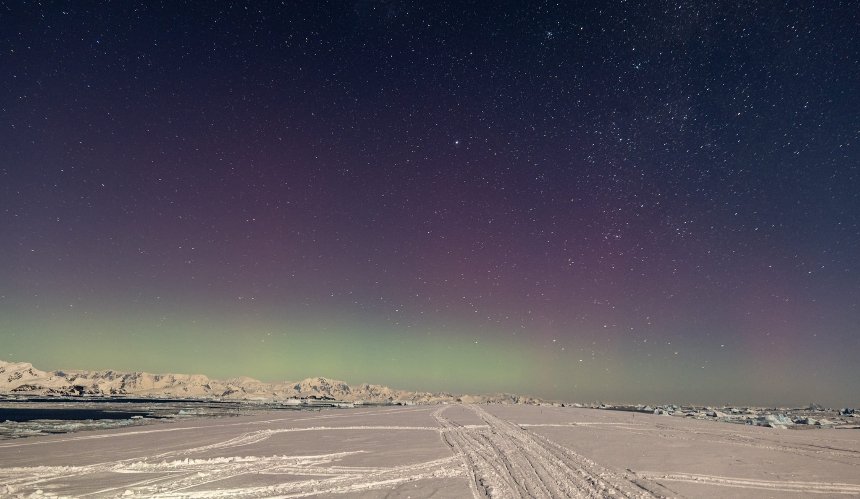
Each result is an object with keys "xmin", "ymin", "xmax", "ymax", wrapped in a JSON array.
[{"xmin": 1, "ymin": 403, "xmax": 858, "ymax": 498}]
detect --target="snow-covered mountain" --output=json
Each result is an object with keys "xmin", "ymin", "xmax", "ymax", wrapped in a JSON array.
[{"xmin": 0, "ymin": 361, "xmax": 539, "ymax": 404}]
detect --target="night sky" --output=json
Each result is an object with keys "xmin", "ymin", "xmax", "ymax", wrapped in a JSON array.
[{"xmin": 1, "ymin": 1, "xmax": 858, "ymax": 406}]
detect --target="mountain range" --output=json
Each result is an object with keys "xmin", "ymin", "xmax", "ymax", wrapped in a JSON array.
[{"xmin": 0, "ymin": 360, "xmax": 539, "ymax": 405}]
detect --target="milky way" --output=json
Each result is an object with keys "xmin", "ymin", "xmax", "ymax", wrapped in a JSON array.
[{"xmin": 1, "ymin": 1, "xmax": 857, "ymax": 405}]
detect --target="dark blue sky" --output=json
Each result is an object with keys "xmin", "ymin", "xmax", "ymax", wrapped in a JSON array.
[{"xmin": 1, "ymin": 1, "xmax": 858, "ymax": 405}]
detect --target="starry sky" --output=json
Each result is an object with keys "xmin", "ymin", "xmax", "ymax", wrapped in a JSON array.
[{"xmin": 1, "ymin": 1, "xmax": 858, "ymax": 406}]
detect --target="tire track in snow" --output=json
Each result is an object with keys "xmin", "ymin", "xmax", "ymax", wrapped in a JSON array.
[
  {"xmin": 147, "ymin": 455, "xmax": 464, "ymax": 498},
  {"xmin": 0, "ymin": 451, "xmax": 465, "ymax": 498},
  {"xmin": 633, "ymin": 472, "xmax": 860, "ymax": 495},
  {"xmin": 434, "ymin": 404, "xmax": 667, "ymax": 498},
  {"xmin": 168, "ymin": 425, "xmax": 440, "ymax": 456}
]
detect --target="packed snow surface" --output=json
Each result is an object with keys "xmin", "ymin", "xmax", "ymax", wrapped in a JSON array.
[{"xmin": 1, "ymin": 404, "xmax": 859, "ymax": 498}]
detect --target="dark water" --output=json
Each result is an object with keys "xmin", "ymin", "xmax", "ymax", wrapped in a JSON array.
[
  {"xmin": 19, "ymin": 397, "xmax": 221, "ymax": 404},
  {"xmin": 0, "ymin": 408, "xmax": 154, "ymax": 422}
]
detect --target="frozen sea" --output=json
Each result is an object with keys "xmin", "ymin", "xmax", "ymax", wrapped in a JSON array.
[{"xmin": 1, "ymin": 403, "xmax": 859, "ymax": 497}]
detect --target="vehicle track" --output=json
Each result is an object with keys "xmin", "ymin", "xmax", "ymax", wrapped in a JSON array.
[
  {"xmin": 526, "ymin": 418, "xmax": 860, "ymax": 463},
  {"xmin": 434, "ymin": 404, "xmax": 669, "ymax": 498},
  {"xmin": 634, "ymin": 422, "xmax": 860, "ymax": 463},
  {"xmin": 633, "ymin": 472, "xmax": 860, "ymax": 495},
  {"xmin": 0, "ymin": 452, "xmax": 465, "ymax": 498}
]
